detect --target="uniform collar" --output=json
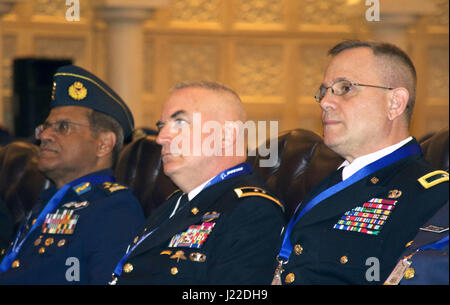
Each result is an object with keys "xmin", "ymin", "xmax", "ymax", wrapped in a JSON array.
[
  {"xmin": 338, "ymin": 137, "xmax": 413, "ymax": 181},
  {"xmin": 187, "ymin": 177, "xmax": 214, "ymax": 201},
  {"xmin": 39, "ymin": 168, "xmax": 114, "ymax": 201}
]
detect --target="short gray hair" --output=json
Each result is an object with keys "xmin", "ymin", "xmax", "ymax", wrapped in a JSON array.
[{"xmin": 87, "ymin": 110, "xmax": 124, "ymax": 166}]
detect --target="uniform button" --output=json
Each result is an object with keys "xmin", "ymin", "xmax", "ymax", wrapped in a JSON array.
[
  {"xmin": 57, "ymin": 239, "xmax": 66, "ymax": 247},
  {"xmin": 1, "ymin": 249, "xmax": 5, "ymax": 255},
  {"xmin": 404, "ymin": 267, "xmax": 415, "ymax": 280},
  {"xmin": 285, "ymin": 273, "xmax": 295, "ymax": 284},
  {"xmin": 34, "ymin": 238, "xmax": 42, "ymax": 246},
  {"xmin": 191, "ymin": 207, "xmax": 199, "ymax": 215},
  {"xmin": 133, "ymin": 236, "xmax": 139, "ymax": 244},
  {"xmin": 171, "ymin": 267, "xmax": 179, "ymax": 275},
  {"xmin": 11, "ymin": 260, "xmax": 20, "ymax": 268},
  {"xmin": 340, "ymin": 256, "xmax": 348, "ymax": 264},
  {"xmin": 405, "ymin": 240, "xmax": 414, "ymax": 248},
  {"xmin": 123, "ymin": 263, "xmax": 134, "ymax": 273},
  {"xmin": 294, "ymin": 244, "xmax": 303, "ymax": 255},
  {"xmin": 38, "ymin": 247, "xmax": 46, "ymax": 254},
  {"xmin": 44, "ymin": 237, "xmax": 54, "ymax": 246}
]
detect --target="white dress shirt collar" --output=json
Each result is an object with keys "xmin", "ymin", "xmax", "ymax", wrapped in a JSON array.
[{"xmin": 338, "ymin": 137, "xmax": 413, "ymax": 181}]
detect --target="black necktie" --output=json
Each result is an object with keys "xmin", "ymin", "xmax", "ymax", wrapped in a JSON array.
[
  {"xmin": 328, "ymin": 167, "xmax": 344, "ymax": 187},
  {"xmin": 175, "ymin": 193, "xmax": 189, "ymax": 214}
]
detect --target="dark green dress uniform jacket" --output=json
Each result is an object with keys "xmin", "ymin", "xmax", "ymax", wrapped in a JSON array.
[
  {"xmin": 0, "ymin": 169, "xmax": 145, "ymax": 285},
  {"xmin": 115, "ymin": 171, "xmax": 285, "ymax": 285},
  {"xmin": 279, "ymin": 140, "xmax": 449, "ymax": 285}
]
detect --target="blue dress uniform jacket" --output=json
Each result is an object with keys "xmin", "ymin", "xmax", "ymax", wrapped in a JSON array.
[
  {"xmin": 279, "ymin": 140, "xmax": 449, "ymax": 285},
  {"xmin": 0, "ymin": 169, "xmax": 145, "ymax": 285},
  {"xmin": 114, "ymin": 171, "xmax": 285, "ymax": 285},
  {"xmin": 399, "ymin": 202, "xmax": 449, "ymax": 285}
]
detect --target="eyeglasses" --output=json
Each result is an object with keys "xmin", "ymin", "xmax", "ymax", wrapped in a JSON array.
[
  {"xmin": 315, "ymin": 79, "xmax": 393, "ymax": 103},
  {"xmin": 35, "ymin": 120, "xmax": 90, "ymax": 140}
]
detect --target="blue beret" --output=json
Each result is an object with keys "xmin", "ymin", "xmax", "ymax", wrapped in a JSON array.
[{"xmin": 51, "ymin": 65, "xmax": 134, "ymax": 138}]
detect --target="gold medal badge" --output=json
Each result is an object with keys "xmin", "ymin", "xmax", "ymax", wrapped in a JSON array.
[{"xmin": 68, "ymin": 81, "xmax": 87, "ymax": 101}]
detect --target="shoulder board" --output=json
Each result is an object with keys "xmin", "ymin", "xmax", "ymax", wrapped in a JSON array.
[
  {"xmin": 102, "ymin": 182, "xmax": 129, "ymax": 194},
  {"xmin": 234, "ymin": 186, "xmax": 284, "ymax": 212},
  {"xmin": 417, "ymin": 170, "xmax": 449, "ymax": 189},
  {"xmin": 72, "ymin": 182, "xmax": 92, "ymax": 196},
  {"xmin": 166, "ymin": 189, "xmax": 182, "ymax": 201}
]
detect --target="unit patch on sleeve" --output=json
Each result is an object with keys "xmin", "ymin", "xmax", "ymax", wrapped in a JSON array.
[{"xmin": 333, "ymin": 198, "xmax": 398, "ymax": 235}]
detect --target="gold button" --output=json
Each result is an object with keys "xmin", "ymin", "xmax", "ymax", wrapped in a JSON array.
[
  {"xmin": 31, "ymin": 219, "xmax": 37, "ymax": 226},
  {"xmin": 285, "ymin": 273, "xmax": 295, "ymax": 284},
  {"xmin": 370, "ymin": 177, "xmax": 379, "ymax": 184},
  {"xmin": 11, "ymin": 260, "xmax": 20, "ymax": 268},
  {"xmin": 404, "ymin": 267, "xmax": 415, "ymax": 280},
  {"xmin": 44, "ymin": 237, "xmax": 54, "ymax": 246},
  {"xmin": 38, "ymin": 247, "xmax": 46, "ymax": 254},
  {"xmin": 191, "ymin": 207, "xmax": 199, "ymax": 215},
  {"xmin": 171, "ymin": 267, "xmax": 179, "ymax": 275},
  {"xmin": 123, "ymin": 263, "xmax": 134, "ymax": 273},
  {"xmin": 294, "ymin": 244, "xmax": 303, "ymax": 255},
  {"xmin": 57, "ymin": 239, "xmax": 66, "ymax": 247},
  {"xmin": 34, "ymin": 238, "xmax": 42, "ymax": 246},
  {"xmin": 133, "ymin": 236, "xmax": 139, "ymax": 244},
  {"xmin": 1, "ymin": 249, "xmax": 5, "ymax": 255},
  {"xmin": 405, "ymin": 240, "xmax": 414, "ymax": 248},
  {"xmin": 340, "ymin": 256, "xmax": 348, "ymax": 264}
]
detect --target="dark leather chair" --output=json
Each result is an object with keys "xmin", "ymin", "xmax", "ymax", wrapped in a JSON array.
[
  {"xmin": 0, "ymin": 128, "xmax": 448, "ymax": 224},
  {"xmin": 0, "ymin": 142, "xmax": 46, "ymax": 233},
  {"xmin": 420, "ymin": 128, "xmax": 449, "ymax": 171}
]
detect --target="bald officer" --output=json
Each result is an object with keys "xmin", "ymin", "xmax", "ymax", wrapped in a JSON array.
[
  {"xmin": 0, "ymin": 65, "xmax": 145, "ymax": 284},
  {"xmin": 110, "ymin": 81, "xmax": 285, "ymax": 285}
]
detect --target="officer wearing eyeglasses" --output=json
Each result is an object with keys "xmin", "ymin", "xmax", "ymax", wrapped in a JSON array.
[
  {"xmin": 272, "ymin": 40, "xmax": 448, "ymax": 285},
  {"xmin": 0, "ymin": 65, "xmax": 145, "ymax": 284}
]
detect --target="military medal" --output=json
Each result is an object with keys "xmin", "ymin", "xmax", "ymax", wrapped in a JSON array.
[
  {"xmin": 384, "ymin": 257, "xmax": 412, "ymax": 285},
  {"xmin": 168, "ymin": 222, "xmax": 215, "ymax": 248},
  {"xmin": 333, "ymin": 198, "xmax": 397, "ymax": 235},
  {"xmin": 271, "ymin": 258, "xmax": 287, "ymax": 285},
  {"xmin": 42, "ymin": 209, "xmax": 79, "ymax": 234}
]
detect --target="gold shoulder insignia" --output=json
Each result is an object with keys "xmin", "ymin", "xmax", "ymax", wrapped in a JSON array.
[
  {"xmin": 166, "ymin": 189, "xmax": 182, "ymax": 201},
  {"xmin": 418, "ymin": 170, "xmax": 449, "ymax": 189},
  {"xmin": 234, "ymin": 187, "xmax": 284, "ymax": 212},
  {"xmin": 103, "ymin": 182, "xmax": 128, "ymax": 193}
]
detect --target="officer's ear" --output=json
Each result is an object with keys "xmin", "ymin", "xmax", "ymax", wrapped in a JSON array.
[
  {"xmin": 96, "ymin": 131, "xmax": 116, "ymax": 158},
  {"xmin": 387, "ymin": 88, "xmax": 409, "ymax": 121}
]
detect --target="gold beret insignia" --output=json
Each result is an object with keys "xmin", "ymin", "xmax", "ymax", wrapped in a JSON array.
[{"xmin": 68, "ymin": 81, "xmax": 87, "ymax": 101}]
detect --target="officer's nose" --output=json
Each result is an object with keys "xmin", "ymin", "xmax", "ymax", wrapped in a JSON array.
[
  {"xmin": 37, "ymin": 124, "xmax": 57, "ymax": 143},
  {"xmin": 319, "ymin": 88, "xmax": 338, "ymax": 113},
  {"xmin": 156, "ymin": 123, "xmax": 173, "ymax": 148}
]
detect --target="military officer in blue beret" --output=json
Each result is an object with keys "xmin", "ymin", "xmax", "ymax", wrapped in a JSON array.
[
  {"xmin": 0, "ymin": 65, "xmax": 145, "ymax": 284},
  {"xmin": 272, "ymin": 40, "xmax": 449, "ymax": 285},
  {"xmin": 110, "ymin": 81, "xmax": 285, "ymax": 285}
]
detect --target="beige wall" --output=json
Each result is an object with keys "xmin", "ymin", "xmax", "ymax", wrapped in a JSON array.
[{"xmin": 1, "ymin": 0, "xmax": 448, "ymax": 140}]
